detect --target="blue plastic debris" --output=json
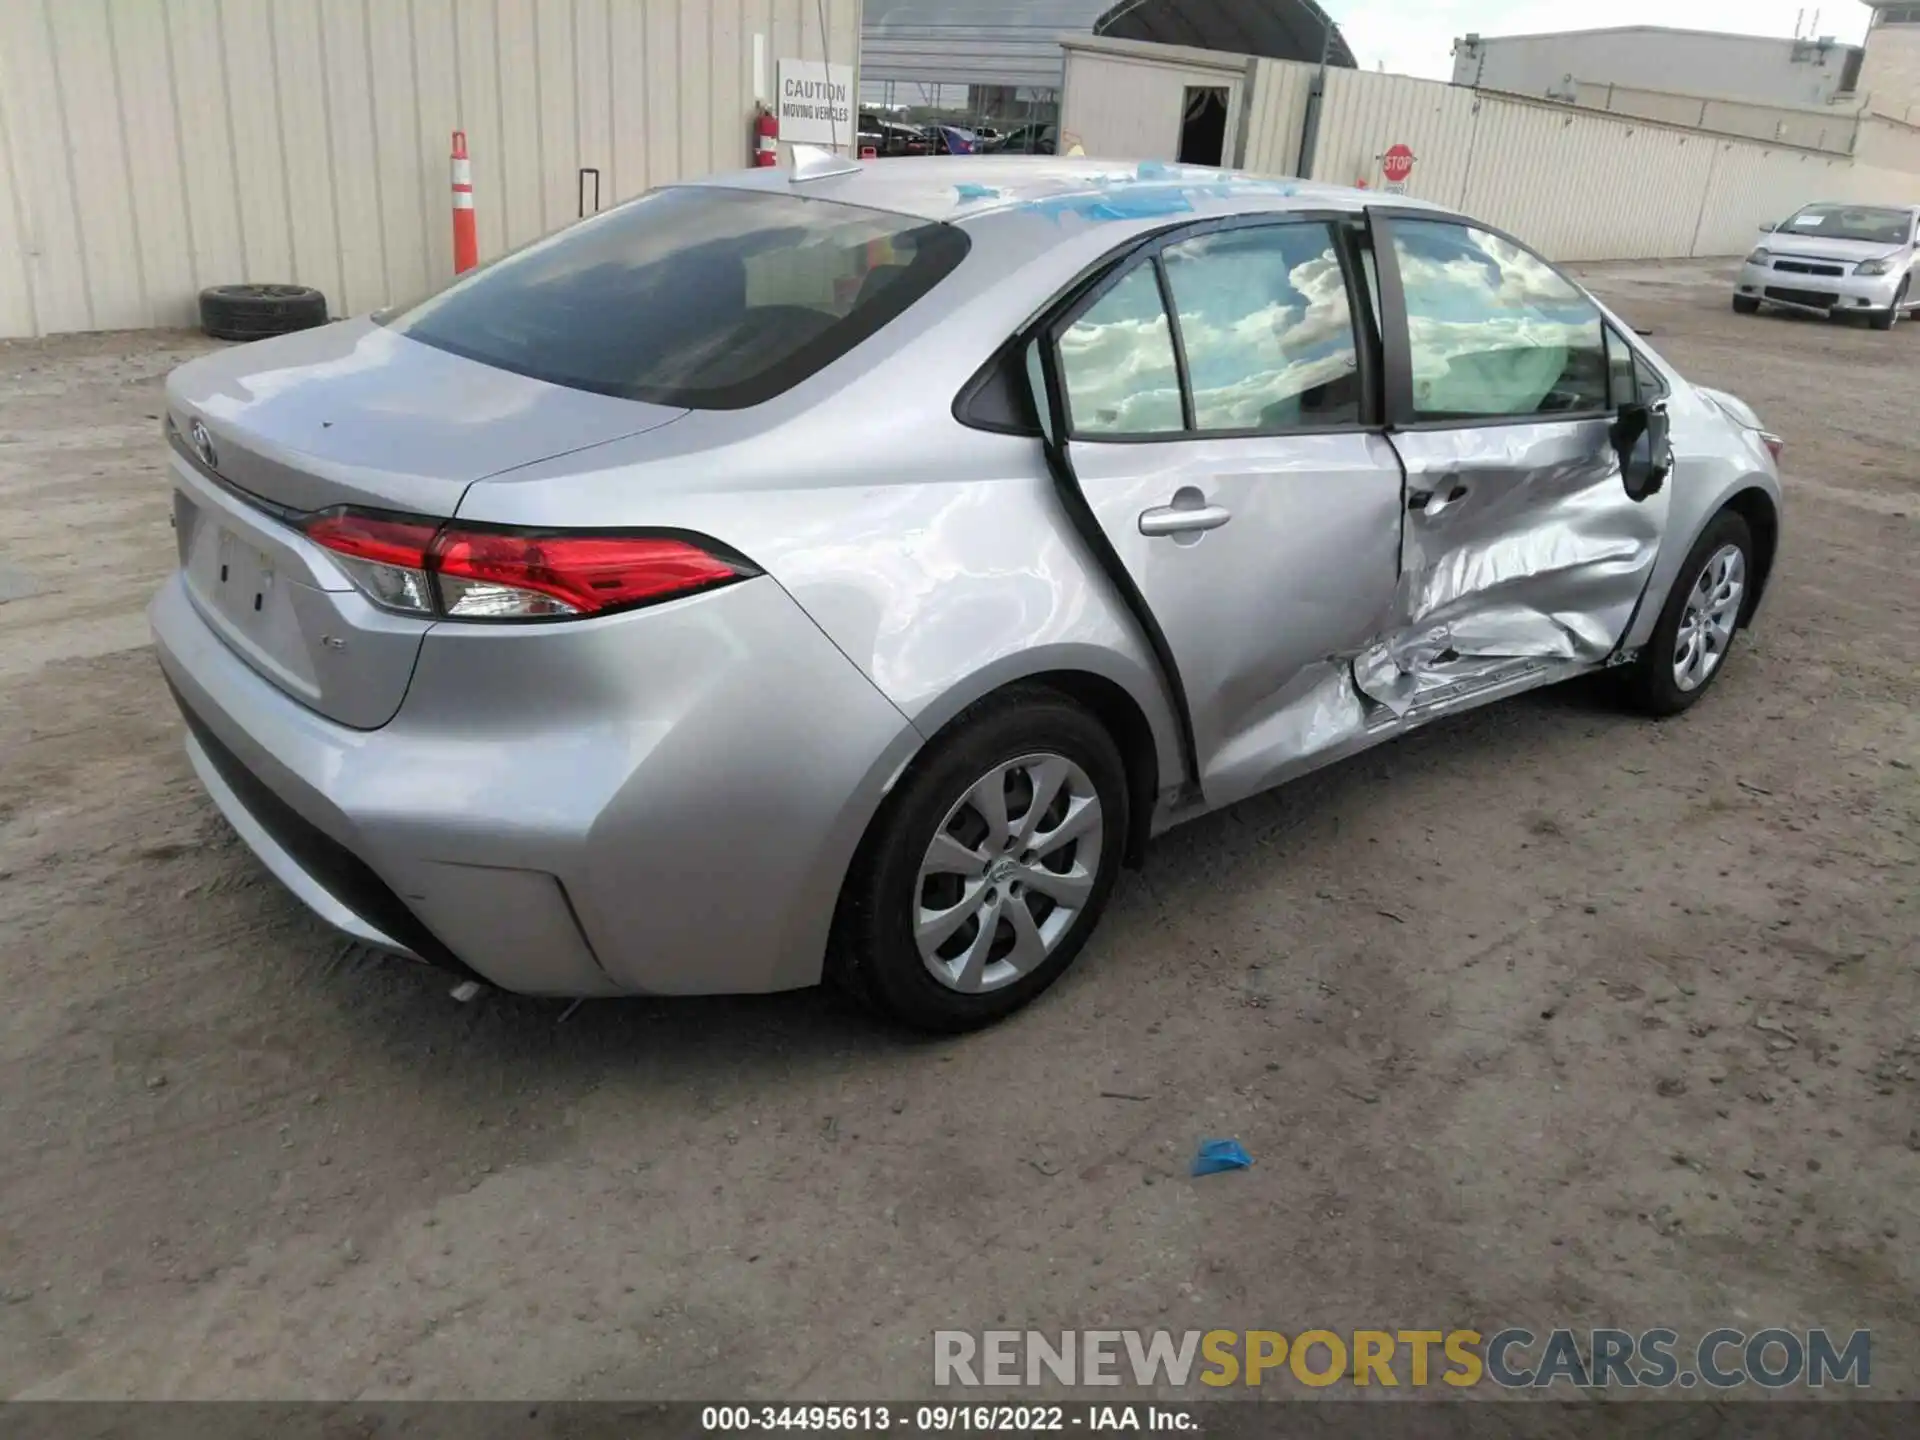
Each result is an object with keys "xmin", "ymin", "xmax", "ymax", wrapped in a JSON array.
[
  {"xmin": 1024, "ymin": 188, "xmax": 1195, "ymax": 224},
  {"xmin": 1191, "ymin": 1139, "xmax": 1252, "ymax": 1176},
  {"xmin": 953, "ymin": 182, "xmax": 1001, "ymax": 203}
]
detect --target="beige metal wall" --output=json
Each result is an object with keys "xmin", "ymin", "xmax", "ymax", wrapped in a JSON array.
[
  {"xmin": 1858, "ymin": 20, "xmax": 1920, "ymax": 126},
  {"xmin": 1568, "ymin": 81, "xmax": 1863, "ymax": 155},
  {"xmin": 1061, "ymin": 37, "xmax": 1920, "ymax": 263},
  {"xmin": 1843, "ymin": 160, "xmax": 1920, "ymax": 206},
  {"xmin": 1309, "ymin": 65, "xmax": 1479, "ymax": 198},
  {"xmin": 1267, "ymin": 65, "xmax": 1907, "ymax": 261},
  {"xmin": 1689, "ymin": 139, "xmax": 1861, "ymax": 250},
  {"xmin": 1856, "ymin": 113, "xmax": 1920, "ymax": 172},
  {"xmin": 1237, "ymin": 59, "xmax": 1311, "ymax": 177},
  {"xmin": 0, "ymin": 0, "xmax": 861, "ymax": 339},
  {"xmin": 1458, "ymin": 99, "xmax": 1866, "ymax": 261}
]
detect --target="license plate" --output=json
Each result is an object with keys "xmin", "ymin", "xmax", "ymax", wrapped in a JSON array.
[{"xmin": 207, "ymin": 525, "xmax": 277, "ymax": 623}]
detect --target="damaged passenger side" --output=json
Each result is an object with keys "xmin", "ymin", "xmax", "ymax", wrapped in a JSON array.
[{"xmin": 1351, "ymin": 213, "xmax": 1673, "ymax": 718}]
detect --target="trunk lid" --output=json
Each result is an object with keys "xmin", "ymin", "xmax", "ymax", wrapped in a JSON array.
[
  {"xmin": 165, "ymin": 320, "xmax": 686, "ymax": 728},
  {"xmin": 167, "ymin": 317, "xmax": 686, "ymax": 514}
]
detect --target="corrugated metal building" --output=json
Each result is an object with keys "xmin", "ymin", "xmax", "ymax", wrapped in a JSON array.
[
  {"xmin": 1450, "ymin": 26, "xmax": 1865, "ymax": 110},
  {"xmin": 0, "ymin": 0, "xmax": 861, "ymax": 339}
]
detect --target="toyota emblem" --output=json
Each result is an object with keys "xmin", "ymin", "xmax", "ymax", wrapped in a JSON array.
[{"xmin": 189, "ymin": 418, "xmax": 217, "ymax": 471}]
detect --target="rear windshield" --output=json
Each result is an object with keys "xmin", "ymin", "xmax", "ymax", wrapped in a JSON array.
[
  {"xmin": 380, "ymin": 187, "xmax": 969, "ymax": 409},
  {"xmin": 1778, "ymin": 204, "xmax": 1913, "ymax": 244}
]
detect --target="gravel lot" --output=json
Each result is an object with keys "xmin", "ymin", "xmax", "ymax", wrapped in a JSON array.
[{"xmin": 1, "ymin": 261, "xmax": 1915, "ymax": 1401}]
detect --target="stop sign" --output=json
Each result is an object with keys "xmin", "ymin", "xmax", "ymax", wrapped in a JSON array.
[{"xmin": 1382, "ymin": 144, "xmax": 1415, "ymax": 184}]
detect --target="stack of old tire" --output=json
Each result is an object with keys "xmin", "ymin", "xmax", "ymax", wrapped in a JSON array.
[{"xmin": 198, "ymin": 284, "xmax": 329, "ymax": 342}]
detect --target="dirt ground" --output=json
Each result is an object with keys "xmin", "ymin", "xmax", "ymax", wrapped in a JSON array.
[{"xmin": 1, "ymin": 261, "xmax": 1916, "ymax": 1402}]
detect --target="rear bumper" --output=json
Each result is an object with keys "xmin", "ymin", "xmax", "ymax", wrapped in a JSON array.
[
  {"xmin": 150, "ymin": 569, "xmax": 918, "ymax": 997},
  {"xmin": 1735, "ymin": 262, "xmax": 1905, "ymax": 315},
  {"xmin": 153, "ymin": 573, "xmax": 613, "ymax": 994},
  {"xmin": 177, "ymin": 698, "xmax": 471, "ymax": 975}
]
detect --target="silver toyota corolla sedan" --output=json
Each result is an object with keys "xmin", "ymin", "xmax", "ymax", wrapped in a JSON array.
[
  {"xmin": 151, "ymin": 154, "xmax": 1784, "ymax": 1031},
  {"xmin": 1734, "ymin": 201, "xmax": 1920, "ymax": 329}
]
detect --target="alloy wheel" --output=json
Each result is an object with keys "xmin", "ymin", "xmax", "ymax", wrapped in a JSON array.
[
  {"xmin": 914, "ymin": 753, "xmax": 1104, "ymax": 994},
  {"xmin": 1672, "ymin": 543, "xmax": 1745, "ymax": 692}
]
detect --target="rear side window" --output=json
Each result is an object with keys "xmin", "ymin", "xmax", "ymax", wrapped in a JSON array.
[
  {"xmin": 1058, "ymin": 263, "xmax": 1184, "ymax": 437},
  {"xmin": 380, "ymin": 187, "xmax": 969, "ymax": 409},
  {"xmin": 1160, "ymin": 223, "xmax": 1361, "ymax": 431}
]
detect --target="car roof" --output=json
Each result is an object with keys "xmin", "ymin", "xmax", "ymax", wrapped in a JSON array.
[{"xmin": 694, "ymin": 155, "xmax": 1453, "ymax": 227}]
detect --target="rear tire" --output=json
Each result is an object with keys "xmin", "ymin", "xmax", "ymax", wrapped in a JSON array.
[
  {"xmin": 1731, "ymin": 295, "xmax": 1761, "ymax": 315},
  {"xmin": 830, "ymin": 687, "xmax": 1128, "ymax": 1033},
  {"xmin": 1622, "ymin": 510, "xmax": 1754, "ymax": 718},
  {"xmin": 199, "ymin": 284, "xmax": 329, "ymax": 342}
]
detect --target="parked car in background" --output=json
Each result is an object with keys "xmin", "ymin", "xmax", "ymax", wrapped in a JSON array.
[
  {"xmin": 973, "ymin": 126, "xmax": 1002, "ymax": 145},
  {"xmin": 990, "ymin": 123, "xmax": 1057, "ymax": 155},
  {"xmin": 1735, "ymin": 202, "xmax": 1920, "ymax": 330},
  {"xmin": 857, "ymin": 113, "xmax": 928, "ymax": 157},
  {"xmin": 928, "ymin": 126, "xmax": 978, "ymax": 155},
  {"xmin": 151, "ymin": 157, "xmax": 1783, "ymax": 1033}
]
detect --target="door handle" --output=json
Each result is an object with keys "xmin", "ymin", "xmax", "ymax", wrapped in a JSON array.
[
  {"xmin": 1139, "ymin": 499, "xmax": 1232, "ymax": 537},
  {"xmin": 1409, "ymin": 482, "xmax": 1469, "ymax": 515}
]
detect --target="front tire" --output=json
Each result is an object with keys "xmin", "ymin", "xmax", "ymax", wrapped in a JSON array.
[
  {"xmin": 1869, "ymin": 279, "xmax": 1907, "ymax": 332},
  {"xmin": 831, "ymin": 687, "xmax": 1128, "ymax": 1032},
  {"xmin": 1623, "ymin": 510, "xmax": 1754, "ymax": 717},
  {"xmin": 1731, "ymin": 294, "xmax": 1761, "ymax": 315}
]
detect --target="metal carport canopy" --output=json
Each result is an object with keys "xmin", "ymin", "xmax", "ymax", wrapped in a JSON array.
[{"xmin": 860, "ymin": 0, "xmax": 1354, "ymax": 89}]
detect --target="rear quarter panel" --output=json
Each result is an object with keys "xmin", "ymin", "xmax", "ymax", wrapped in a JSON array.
[{"xmin": 455, "ymin": 207, "xmax": 1198, "ymax": 819}]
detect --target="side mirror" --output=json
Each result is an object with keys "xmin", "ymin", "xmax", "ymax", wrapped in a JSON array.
[
  {"xmin": 1759, "ymin": 222, "xmax": 1775, "ymax": 233},
  {"xmin": 1612, "ymin": 403, "xmax": 1672, "ymax": 502}
]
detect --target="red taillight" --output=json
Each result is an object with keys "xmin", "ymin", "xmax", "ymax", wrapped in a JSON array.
[
  {"xmin": 432, "ymin": 531, "xmax": 740, "ymax": 616},
  {"xmin": 303, "ymin": 511, "xmax": 436, "ymax": 568},
  {"xmin": 301, "ymin": 508, "xmax": 751, "ymax": 621},
  {"xmin": 1761, "ymin": 432, "xmax": 1784, "ymax": 463}
]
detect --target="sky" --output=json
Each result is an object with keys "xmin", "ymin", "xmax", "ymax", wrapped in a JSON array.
[{"xmin": 1326, "ymin": 0, "xmax": 1876, "ymax": 80}]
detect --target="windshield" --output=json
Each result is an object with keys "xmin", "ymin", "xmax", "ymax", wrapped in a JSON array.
[
  {"xmin": 1777, "ymin": 204, "xmax": 1913, "ymax": 245},
  {"xmin": 381, "ymin": 187, "xmax": 969, "ymax": 409}
]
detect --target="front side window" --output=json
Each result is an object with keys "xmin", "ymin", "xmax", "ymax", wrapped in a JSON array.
[
  {"xmin": 1160, "ymin": 224, "xmax": 1361, "ymax": 431},
  {"xmin": 381, "ymin": 187, "xmax": 969, "ymax": 409},
  {"xmin": 1634, "ymin": 350, "xmax": 1665, "ymax": 402},
  {"xmin": 1605, "ymin": 324, "xmax": 1638, "ymax": 409},
  {"xmin": 1057, "ymin": 263, "xmax": 1184, "ymax": 437},
  {"xmin": 1390, "ymin": 220, "xmax": 1608, "ymax": 421}
]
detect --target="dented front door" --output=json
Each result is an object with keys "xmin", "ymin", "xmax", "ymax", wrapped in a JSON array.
[{"xmin": 1358, "ymin": 212, "xmax": 1667, "ymax": 715}]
